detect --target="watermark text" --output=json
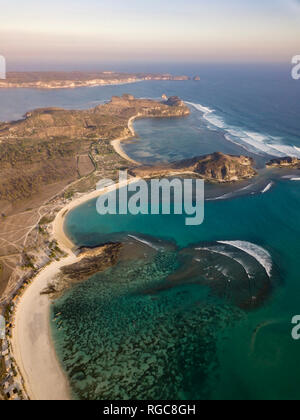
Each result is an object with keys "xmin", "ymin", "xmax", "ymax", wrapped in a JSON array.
[
  {"xmin": 96, "ymin": 171, "xmax": 205, "ymax": 226},
  {"xmin": 292, "ymin": 56, "xmax": 300, "ymax": 80},
  {"xmin": 0, "ymin": 56, "xmax": 6, "ymax": 79}
]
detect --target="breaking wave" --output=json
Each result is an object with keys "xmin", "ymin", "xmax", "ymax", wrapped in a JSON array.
[
  {"xmin": 195, "ymin": 246, "xmax": 253, "ymax": 278},
  {"xmin": 128, "ymin": 235, "xmax": 160, "ymax": 250},
  {"xmin": 217, "ymin": 241, "xmax": 272, "ymax": 277},
  {"xmin": 261, "ymin": 182, "xmax": 274, "ymax": 194},
  {"xmin": 187, "ymin": 102, "xmax": 300, "ymax": 159}
]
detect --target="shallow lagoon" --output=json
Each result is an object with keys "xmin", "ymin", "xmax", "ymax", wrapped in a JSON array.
[{"xmin": 56, "ymin": 178, "xmax": 300, "ymax": 400}]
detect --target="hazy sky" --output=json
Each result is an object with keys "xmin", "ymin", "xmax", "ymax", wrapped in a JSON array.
[{"xmin": 1, "ymin": 0, "xmax": 300, "ymax": 69}]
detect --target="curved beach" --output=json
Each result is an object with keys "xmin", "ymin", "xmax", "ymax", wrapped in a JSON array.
[
  {"xmin": 11, "ymin": 256, "xmax": 75, "ymax": 400},
  {"xmin": 11, "ymin": 175, "xmax": 140, "ymax": 400},
  {"xmin": 110, "ymin": 114, "xmax": 141, "ymax": 165}
]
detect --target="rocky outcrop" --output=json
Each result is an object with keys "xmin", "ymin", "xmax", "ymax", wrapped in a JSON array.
[
  {"xmin": 41, "ymin": 243, "xmax": 122, "ymax": 298},
  {"xmin": 164, "ymin": 96, "xmax": 185, "ymax": 107},
  {"xmin": 61, "ymin": 243, "xmax": 122, "ymax": 281},
  {"xmin": 129, "ymin": 152, "xmax": 257, "ymax": 183},
  {"xmin": 266, "ymin": 157, "xmax": 300, "ymax": 169}
]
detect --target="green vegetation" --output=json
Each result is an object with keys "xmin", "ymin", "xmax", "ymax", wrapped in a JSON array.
[
  {"xmin": 64, "ymin": 191, "xmax": 75, "ymax": 200},
  {"xmin": 39, "ymin": 215, "xmax": 54, "ymax": 225}
]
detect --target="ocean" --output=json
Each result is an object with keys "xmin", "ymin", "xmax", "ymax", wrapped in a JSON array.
[{"xmin": 1, "ymin": 63, "xmax": 300, "ymax": 400}]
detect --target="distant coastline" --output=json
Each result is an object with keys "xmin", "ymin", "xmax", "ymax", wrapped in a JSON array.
[{"xmin": 0, "ymin": 71, "xmax": 190, "ymax": 90}]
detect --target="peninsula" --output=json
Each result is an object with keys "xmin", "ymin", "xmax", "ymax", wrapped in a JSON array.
[
  {"xmin": 129, "ymin": 152, "xmax": 257, "ymax": 182},
  {"xmin": 0, "ymin": 72, "xmax": 190, "ymax": 90}
]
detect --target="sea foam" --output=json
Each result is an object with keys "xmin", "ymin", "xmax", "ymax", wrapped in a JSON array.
[
  {"xmin": 195, "ymin": 246, "xmax": 253, "ymax": 278},
  {"xmin": 217, "ymin": 241, "xmax": 272, "ymax": 277},
  {"xmin": 187, "ymin": 102, "xmax": 300, "ymax": 159},
  {"xmin": 128, "ymin": 235, "xmax": 160, "ymax": 250},
  {"xmin": 261, "ymin": 182, "xmax": 274, "ymax": 194}
]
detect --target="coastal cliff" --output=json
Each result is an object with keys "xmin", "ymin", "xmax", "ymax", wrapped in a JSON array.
[{"xmin": 129, "ymin": 152, "xmax": 257, "ymax": 183}]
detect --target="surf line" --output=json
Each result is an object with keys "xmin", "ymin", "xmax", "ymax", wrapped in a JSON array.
[{"xmin": 187, "ymin": 101, "xmax": 300, "ymax": 159}]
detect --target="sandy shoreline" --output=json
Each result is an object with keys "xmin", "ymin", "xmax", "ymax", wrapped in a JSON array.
[
  {"xmin": 11, "ymin": 256, "xmax": 76, "ymax": 400},
  {"xmin": 10, "ymin": 176, "xmax": 140, "ymax": 400},
  {"xmin": 110, "ymin": 114, "xmax": 141, "ymax": 165},
  {"xmin": 10, "ymin": 102, "xmax": 146, "ymax": 401}
]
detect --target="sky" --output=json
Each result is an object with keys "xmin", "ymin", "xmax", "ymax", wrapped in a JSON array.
[{"xmin": 0, "ymin": 0, "xmax": 300, "ymax": 70}]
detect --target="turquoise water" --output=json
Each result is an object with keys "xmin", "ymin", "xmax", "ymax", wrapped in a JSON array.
[
  {"xmin": 2, "ymin": 64, "xmax": 300, "ymax": 400},
  {"xmin": 58, "ymin": 179, "xmax": 300, "ymax": 400},
  {"xmin": 55, "ymin": 66, "xmax": 300, "ymax": 400}
]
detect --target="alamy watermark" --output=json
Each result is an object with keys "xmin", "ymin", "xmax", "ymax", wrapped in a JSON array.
[
  {"xmin": 96, "ymin": 171, "xmax": 205, "ymax": 226},
  {"xmin": 0, "ymin": 55, "xmax": 6, "ymax": 79},
  {"xmin": 292, "ymin": 316, "xmax": 300, "ymax": 340},
  {"xmin": 0, "ymin": 315, "xmax": 5, "ymax": 339},
  {"xmin": 291, "ymin": 56, "xmax": 300, "ymax": 80}
]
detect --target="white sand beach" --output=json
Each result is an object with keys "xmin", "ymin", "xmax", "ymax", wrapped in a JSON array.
[
  {"xmin": 11, "ymin": 256, "xmax": 76, "ymax": 400},
  {"xmin": 111, "ymin": 115, "xmax": 141, "ymax": 165},
  {"xmin": 11, "ymin": 176, "xmax": 140, "ymax": 400}
]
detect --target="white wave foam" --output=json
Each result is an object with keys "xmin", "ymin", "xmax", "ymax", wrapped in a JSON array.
[
  {"xmin": 187, "ymin": 101, "xmax": 300, "ymax": 159},
  {"xmin": 128, "ymin": 235, "xmax": 159, "ymax": 250},
  {"xmin": 282, "ymin": 176, "xmax": 300, "ymax": 181},
  {"xmin": 207, "ymin": 183, "xmax": 255, "ymax": 201},
  {"xmin": 261, "ymin": 182, "xmax": 274, "ymax": 194},
  {"xmin": 217, "ymin": 241, "xmax": 272, "ymax": 277},
  {"xmin": 195, "ymin": 246, "xmax": 252, "ymax": 277},
  {"xmin": 206, "ymin": 192, "xmax": 235, "ymax": 201}
]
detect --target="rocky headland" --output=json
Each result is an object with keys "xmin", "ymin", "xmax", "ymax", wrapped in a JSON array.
[
  {"xmin": 0, "ymin": 94, "xmax": 189, "ymax": 141},
  {"xmin": 0, "ymin": 94, "xmax": 189, "ymax": 203},
  {"xmin": 129, "ymin": 152, "xmax": 257, "ymax": 183},
  {"xmin": 266, "ymin": 157, "xmax": 300, "ymax": 169}
]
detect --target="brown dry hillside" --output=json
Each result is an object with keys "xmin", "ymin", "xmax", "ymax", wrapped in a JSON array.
[{"xmin": 0, "ymin": 95, "xmax": 190, "ymax": 206}]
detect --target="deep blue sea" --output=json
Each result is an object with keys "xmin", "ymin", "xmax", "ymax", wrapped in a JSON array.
[{"xmin": 2, "ymin": 63, "xmax": 300, "ymax": 400}]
